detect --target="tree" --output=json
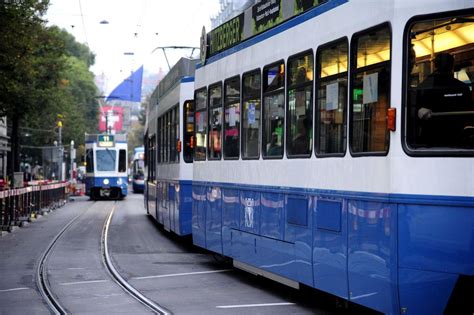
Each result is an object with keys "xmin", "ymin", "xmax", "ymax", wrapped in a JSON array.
[
  {"xmin": 0, "ymin": 0, "xmax": 65, "ymax": 184},
  {"xmin": 0, "ymin": 1, "xmax": 99, "ymax": 184}
]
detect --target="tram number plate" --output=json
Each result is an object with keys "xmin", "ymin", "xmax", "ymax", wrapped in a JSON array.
[{"xmin": 100, "ymin": 189, "xmax": 111, "ymax": 197}]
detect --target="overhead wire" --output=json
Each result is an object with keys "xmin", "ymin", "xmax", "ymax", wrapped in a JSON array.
[{"xmin": 78, "ymin": 0, "xmax": 89, "ymax": 46}]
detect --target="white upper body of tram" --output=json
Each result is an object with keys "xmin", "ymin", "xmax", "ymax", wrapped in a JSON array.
[{"xmin": 194, "ymin": 0, "xmax": 474, "ymax": 198}]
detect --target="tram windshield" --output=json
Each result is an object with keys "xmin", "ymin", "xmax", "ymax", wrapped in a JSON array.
[
  {"xmin": 406, "ymin": 14, "xmax": 474, "ymax": 152},
  {"xmin": 96, "ymin": 149, "xmax": 116, "ymax": 172},
  {"xmin": 133, "ymin": 159, "xmax": 145, "ymax": 178}
]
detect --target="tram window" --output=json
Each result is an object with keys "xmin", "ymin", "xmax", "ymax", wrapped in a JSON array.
[
  {"xmin": 144, "ymin": 133, "xmax": 148, "ymax": 169},
  {"xmin": 183, "ymin": 100, "xmax": 194, "ymax": 163},
  {"xmin": 287, "ymin": 50, "xmax": 313, "ymax": 157},
  {"xmin": 96, "ymin": 149, "xmax": 116, "ymax": 172},
  {"xmin": 208, "ymin": 83, "xmax": 223, "ymax": 160},
  {"xmin": 242, "ymin": 70, "xmax": 261, "ymax": 159},
  {"xmin": 316, "ymin": 38, "xmax": 348, "ymax": 157},
  {"xmin": 165, "ymin": 111, "xmax": 170, "ymax": 162},
  {"xmin": 194, "ymin": 88, "xmax": 207, "ymax": 160},
  {"xmin": 224, "ymin": 76, "xmax": 240, "ymax": 159},
  {"xmin": 263, "ymin": 61, "xmax": 285, "ymax": 158},
  {"xmin": 150, "ymin": 135, "xmax": 156, "ymax": 180},
  {"xmin": 85, "ymin": 149, "xmax": 94, "ymax": 172},
  {"xmin": 405, "ymin": 14, "xmax": 474, "ymax": 152},
  {"xmin": 157, "ymin": 119, "xmax": 161, "ymax": 164},
  {"xmin": 350, "ymin": 24, "xmax": 391, "ymax": 155},
  {"xmin": 162, "ymin": 117, "xmax": 165, "ymax": 163},
  {"xmin": 118, "ymin": 149, "xmax": 127, "ymax": 172},
  {"xmin": 169, "ymin": 110, "xmax": 173, "ymax": 162},
  {"xmin": 170, "ymin": 105, "xmax": 179, "ymax": 163}
]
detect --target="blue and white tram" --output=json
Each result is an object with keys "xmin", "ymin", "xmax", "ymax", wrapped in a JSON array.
[
  {"xmin": 131, "ymin": 146, "xmax": 145, "ymax": 193},
  {"xmin": 84, "ymin": 133, "xmax": 128, "ymax": 200},
  {"xmin": 145, "ymin": 57, "xmax": 195, "ymax": 236},
  {"xmin": 193, "ymin": 1, "xmax": 473, "ymax": 314}
]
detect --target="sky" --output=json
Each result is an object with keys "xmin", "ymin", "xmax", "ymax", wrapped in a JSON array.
[{"xmin": 45, "ymin": 0, "xmax": 220, "ymax": 95}]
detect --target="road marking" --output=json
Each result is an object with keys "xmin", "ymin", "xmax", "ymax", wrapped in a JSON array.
[
  {"xmin": 132, "ymin": 269, "xmax": 232, "ymax": 280},
  {"xmin": 59, "ymin": 279, "xmax": 108, "ymax": 286},
  {"xmin": 0, "ymin": 287, "xmax": 30, "ymax": 293},
  {"xmin": 216, "ymin": 302, "xmax": 295, "ymax": 309}
]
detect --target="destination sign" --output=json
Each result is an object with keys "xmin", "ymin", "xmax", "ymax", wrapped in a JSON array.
[{"xmin": 98, "ymin": 134, "xmax": 115, "ymax": 147}]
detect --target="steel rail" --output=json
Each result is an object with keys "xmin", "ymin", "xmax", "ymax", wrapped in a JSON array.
[
  {"xmin": 36, "ymin": 209, "xmax": 87, "ymax": 315},
  {"xmin": 101, "ymin": 202, "xmax": 172, "ymax": 315}
]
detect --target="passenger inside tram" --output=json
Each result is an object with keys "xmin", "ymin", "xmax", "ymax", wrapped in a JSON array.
[
  {"xmin": 292, "ymin": 117, "xmax": 311, "ymax": 154},
  {"xmin": 267, "ymin": 132, "xmax": 282, "ymax": 156},
  {"xmin": 415, "ymin": 52, "xmax": 473, "ymax": 146}
]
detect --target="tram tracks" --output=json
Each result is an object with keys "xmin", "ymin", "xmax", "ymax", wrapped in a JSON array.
[
  {"xmin": 36, "ymin": 209, "xmax": 82, "ymax": 315},
  {"xmin": 36, "ymin": 201, "xmax": 172, "ymax": 315},
  {"xmin": 102, "ymin": 203, "xmax": 172, "ymax": 315}
]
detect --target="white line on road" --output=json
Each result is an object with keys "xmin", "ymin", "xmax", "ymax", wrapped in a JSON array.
[
  {"xmin": 59, "ymin": 279, "xmax": 109, "ymax": 286},
  {"xmin": 0, "ymin": 287, "xmax": 30, "ymax": 293},
  {"xmin": 216, "ymin": 302, "xmax": 296, "ymax": 309},
  {"xmin": 132, "ymin": 269, "xmax": 232, "ymax": 280}
]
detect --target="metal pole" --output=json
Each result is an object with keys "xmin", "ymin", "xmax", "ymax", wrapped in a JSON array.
[
  {"xmin": 58, "ymin": 124, "xmax": 62, "ymax": 181},
  {"xmin": 70, "ymin": 140, "xmax": 75, "ymax": 180}
]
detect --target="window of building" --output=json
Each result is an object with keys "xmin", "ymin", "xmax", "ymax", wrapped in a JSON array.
[
  {"xmin": 262, "ymin": 61, "xmax": 285, "ymax": 158},
  {"xmin": 224, "ymin": 76, "xmax": 240, "ymax": 159},
  {"xmin": 316, "ymin": 38, "xmax": 348, "ymax": 156},
  {"xmin": 183, "ymin": 100, "xmax": 194, "ymax": 163},
  {"xmin": 405, "ymin": 13, "xmax": 474, "ymax": 154},
  {"xmin": 350, "ymin": 24, "xmax": 391, "ymax": 155},
  {"xmin": 287, "ymin": 50, "xmax": 313, "ymax": 157},
  {"xmin": 208, "ymin": 83, "xmax": 223, "ymax": 160},
  {"xmin": 194, "ymin": 88, "xmax": 208, "ymax": 160},
  {"xmin": 242, "ymin": 70, "xmax": 261, "ymax": 159}
]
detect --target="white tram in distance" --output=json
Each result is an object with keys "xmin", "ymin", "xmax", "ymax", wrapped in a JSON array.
[
  {"xmin": 192, "ymin": 0, "xmax": 474, "ymax": 314},
  {"xmin": 84, "ymin": 134, "xmax": 128, "ymax": 200}
]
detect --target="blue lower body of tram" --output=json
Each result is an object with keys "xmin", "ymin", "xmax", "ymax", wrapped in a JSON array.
[
  {"xmin": 85, "ymin": 176, "xmax": 128, "ymax": 200},
  {"xmin": 147, "ymin": 179, "xmax": 192, "ymax": 236},
  {"xmin": 132, "ymin": 178, "xmax": 145, "ymax": 193},
  {"xmin": 192, "ymin": 181, "xmax": 473, "ymax": 314}
]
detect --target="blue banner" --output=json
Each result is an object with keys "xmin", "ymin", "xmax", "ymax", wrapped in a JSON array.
[{"xmin": 106, "ymin": 66, "xmax": 143, "ymax": 102}]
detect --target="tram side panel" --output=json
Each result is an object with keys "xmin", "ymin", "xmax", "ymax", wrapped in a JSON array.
[
  {"xmin": 398, "ymin": 199, "xmax": 474, "ymax": 315},
  {"xmin": 190, "ymin": 1, "xmax": 474, "ymax": 314}
]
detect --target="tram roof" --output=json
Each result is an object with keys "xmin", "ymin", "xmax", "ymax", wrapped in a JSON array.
[{"xmin": 150, "ymin": 57, "xmax": 196, "ymax": 106}]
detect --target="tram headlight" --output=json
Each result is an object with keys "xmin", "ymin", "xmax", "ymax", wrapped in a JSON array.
[
  {"xmin": 117, "ymin": 178, "xmax": 123, "ymax": 185},
  {"xmin": 103, "ymin": 178, "xmax": 110, "ymax": 185}
]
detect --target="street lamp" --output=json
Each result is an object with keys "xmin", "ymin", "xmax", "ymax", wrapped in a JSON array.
[{"xmin": 70, "ymin": 140, "xmax": 75, "ymax": 181}]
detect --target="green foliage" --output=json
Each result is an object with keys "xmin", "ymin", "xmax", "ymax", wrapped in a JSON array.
[
  {"xmin": 127, "ymin": 123, "xmax": 144, "ymax": 160},
  {"xmin": 127, "ymin": 99, "xmax": 147, "ymax": 157},
  {"xmin": 49, "ymin": 26, "xmax": 95, "ymax": 67},
  {"xmin": 0, "ymin": 0, "xmax": 99, "ymax": 171},
  {"xmin": 0, "ymin": 0, "xmax": 56, "ymax": 118}
]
